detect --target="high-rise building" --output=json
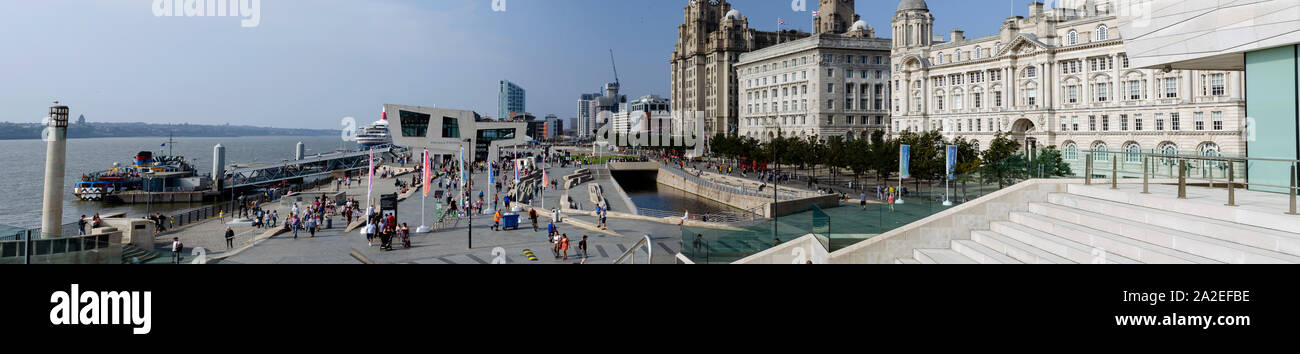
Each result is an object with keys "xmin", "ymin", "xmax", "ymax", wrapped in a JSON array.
[
  {"xmin": 670, "ymin": 0, "xmax": 812, "ymax": 141},
  {"xmin": 737, "ymin": 1, "xmax": 891, "ymax": 142},
  {"xmin": 888, "ymin": 0, "xmax": 1246, "ymax": 176},
  {"xmin": 498, "ymin": 80, "xmax": 526, "ymax": 121}
]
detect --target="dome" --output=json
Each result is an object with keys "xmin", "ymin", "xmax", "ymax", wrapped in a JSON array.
[
  {"xmin": 724, "ymin": 9, "xmax": 741, "ymax": 21},
  {"xmin": 851, "ymin": 20, "xmax": 869, "ymax": 31},
  {"xmin": 898, "ymin": 0, "xmax": 929, "ymax": 12}
]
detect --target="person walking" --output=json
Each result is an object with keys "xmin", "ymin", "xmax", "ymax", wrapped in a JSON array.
[
  {"xmin": 547, "ymin": 221, "xmax": 557, "ymax": 239},
  {"xmin": 579, "ymin": 235, "xmax": 588, "ymax": 261},
  {"xmin": 77, "ymin": 215, "xmax": 87, "ymax": 236},
  {"xmin": 291, "ymin": 216, "xmax": 300, "ymax": 239},
  {"xmin": 306, "ymin": 217, "xmax": 317, "ymax": 238},
  {"xmin": 551, "ymin": 233, "xmax": 562, "ymax": 259},
  {"xmin": 887, "ymin": 193, "xmax": 896, "ymax": 212},
  {"xmin": 170, "ymin": 237, "xmax": 184, "ymax": 264},
  {"xmin": 224, "ymin": 227, "xmax": 235, "ymax": 250},
  {"xmin": 529, "ymin": 209, "xmax": 539, "ymax": 232},
  {"xmin": 365, "ymin": 222, "xmax": 377, "ymax": 247},
  {"xmin": 860, "ymin": 192, "xmax": 868, "ymax": 211},
  {"xmin": 560, "ymin": 234, "xmax": 570, "ymax": 261},
  {"xmin": 492, "ymin": 210, "xmax": 502, "ymax": 232}
]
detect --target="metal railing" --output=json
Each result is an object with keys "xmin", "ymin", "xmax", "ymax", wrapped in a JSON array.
[
  {"xmin": 636, "ymin": 207, "xmax": 757, "ymax": 223},
  {"xmin": 0, "ymin": 230, "xmax": 116, "ymax": 262},
  {"xmin": 1083, "ymin": 150, "xmax": 1299, "ymax": 215},
  {"xmin": 614, "ymin": 235, "xmax": 653, "ymax": 264},
  {"xmin": 657, "ymin": 162, "xmax": 815, "ymax": 201}
]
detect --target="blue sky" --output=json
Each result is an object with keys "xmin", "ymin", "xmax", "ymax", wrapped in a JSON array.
[{"xmin": 0, "ymin": 0, "xmax": 1036, "ymax": 129}]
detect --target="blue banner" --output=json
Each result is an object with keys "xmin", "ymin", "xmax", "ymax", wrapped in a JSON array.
[
  {"xmin": 899, "ymin": 145, "xmax": 911, "ymax": 179},
  {"xmin": 946, "ymin": 145, "xmax": 958, "ymax": 180}
]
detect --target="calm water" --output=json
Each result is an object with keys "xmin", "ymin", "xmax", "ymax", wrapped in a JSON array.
[
  {"xmin": 612, "ymin": 171, "xmax": 742, "ymax": 214},
  {"xmin": 0, "ymin": 136, "xmax": 346, "ymax": 229}
]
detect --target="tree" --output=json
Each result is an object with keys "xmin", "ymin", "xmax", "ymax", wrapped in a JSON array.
[
  {"xmin": 1028, "ymin": 147, "xmax": 1074, "ymax": 178},
  {"xmin": 980, "ymin": 132, "xmax": 1025, "ymax": 188}
]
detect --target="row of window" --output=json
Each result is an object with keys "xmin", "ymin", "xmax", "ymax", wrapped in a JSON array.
[
  {"xmin": 1057, "ymin": 112, "xmax": 1225, "ymax": 132},
  {"xmin": 743, "ymin": 115, "xmax": 886, "ymax": 127},
  {"xmin": 1065, "ymin": 24, "xmax": 1111, "ymax": 46},
  {"xmin": 1062, "ymin": 141, "xmax": 1221, "ymax": 164}
]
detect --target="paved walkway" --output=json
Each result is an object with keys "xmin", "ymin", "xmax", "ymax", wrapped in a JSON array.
[{"xmin": 212, "ymin": 151, "xmax": 688, "ymax": 264}]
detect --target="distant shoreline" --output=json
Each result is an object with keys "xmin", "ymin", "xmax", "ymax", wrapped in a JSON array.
[{"xmin": 0, "ymin": 121, "xmax": 339, "ymax": 140}]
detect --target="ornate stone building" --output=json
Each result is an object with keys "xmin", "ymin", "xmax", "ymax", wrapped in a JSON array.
[
  {"xmin": 890, "ymin": 0, "xmax": 1246, "ymax": 177},
  {"xmin": 670, "ymin": 0, "xmax": 810, "ymax": 140},
  {"xmin": 736, "ymin": 0, "xmax": 892, "ymax": 142}
]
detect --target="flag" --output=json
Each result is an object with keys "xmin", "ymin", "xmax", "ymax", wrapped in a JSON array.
[
  {"xmin": 812, "ymin": 11, "xmax": 820, "ymax": 16},
  {"xmin": 422, "ymin": 150, "xmax": 431, "ymax": 197},
  {"xmin": 459, "ymin": 147, "xmax": 466, "ymax": 188},
  {"xmin": 542, "ymin": 157, "xmax": 549, "ymax": 188},
  {"xmin": 945, "ymin": 145, "xmax": 958, "ymax": 180},
  {"xmin": 899, "ymin": 145, "xmax": 911, "ymax": 179},
  {"xmin": 778, "ymin": 19, "xmax": 786, "ymax": 25},
  {"xmin": 513, "ymin": 146, "xmax": 520, "ymax": 184}
]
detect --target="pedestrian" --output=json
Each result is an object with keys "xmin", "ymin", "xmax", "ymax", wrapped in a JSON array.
[
  {"xmin": 77, "ymin": 215, "xmax": 87, "ymax": 236},
  {"xmin": 224, "ymin": 227, "xmax": 235, "ymax": 250},
  {"xmin": 547, "ymin": 221, "xmax": 556, "ymax": 238},
  {"xmin": 492, "ymin": 210, "xmax": 502, "ymax": 232},
  {"xmin": 551, "ymin": 233, "xmax": 562, "ymax": 259},
  {"xmin": 560, "ymin": 234, "xmax": 570, "ymax": 261},
  {"xmin": 888, "ymin": 193, "xmax": 896, "ymax": 212},
  {"xmin": 529, "ymin": 209, "xmax": 539, "ymax": 231},
  {"xmin": 291, "ymin": 216, "xmax": 300, "ymax": 239},
  {"xmin": 860, "ymin": 192, "xmax": 868, "ymax": 210},
  {"xmin": 365, "ymin": 222, "xmax": 377, "ymax": 247},
  {"xmin": 579, "ymin": 235, "xmax": 588, "ymax": 261},
  {"xmin": 170, "ymin": 237, "xmax": 184, "ymax": 264},
  {"xmin": 306, "ymin": 217, "xmax": 317, "ymax": 238}
]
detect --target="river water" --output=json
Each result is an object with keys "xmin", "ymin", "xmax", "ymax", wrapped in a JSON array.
[
  {"xmin": 0, "ymin": 136, "xmax": 346, "ymax": 229},
  {"xmin": 611, "ymin": 170, "xmax": 742, "ymax": 215}
]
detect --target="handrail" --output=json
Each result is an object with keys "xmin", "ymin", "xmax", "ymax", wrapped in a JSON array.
[
  {"xmin": 614, "ymin": 235, "xmax": 653, "ymax": 264},
  {"xmin": 1080, "ymin": 149, "xmax": 1298, "ymax": 215}
]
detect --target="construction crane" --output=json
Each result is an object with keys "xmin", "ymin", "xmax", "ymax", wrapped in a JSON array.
[{"xmin": 609, "ymin": 49, "xmax": 620, "ymax": 86}]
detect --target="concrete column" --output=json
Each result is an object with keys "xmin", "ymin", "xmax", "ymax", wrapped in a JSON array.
[
  {"xmin": 41, "ymin": 103, "xmax": 69, "ymax": 238},
  {"xmin": 213, "ymin": 144, "xmax": 226, "ymax": 191}
]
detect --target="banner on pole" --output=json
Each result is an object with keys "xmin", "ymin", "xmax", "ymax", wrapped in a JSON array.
[
  {"xmin": 945, "ymin": 145, "xmax": 958, "ymax": 180},
  {"xmin": 367, "ymin": 147, "xmax": 374, "ymax": 203},
  {"xmin": 459, "ymin": 147, "xmax": 466, "ymax": 188},
  {"xmin": 899, "ymin": 145, "xmax": 911, "ymax": 179},
  {"xmin": 423, "ymin": 150, "xmax": 431, "ymax": 197}
]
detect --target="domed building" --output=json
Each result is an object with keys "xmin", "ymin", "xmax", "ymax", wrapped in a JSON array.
[{"xmin": 670, "ymin": 0, "xmax": 812, "ymax": 142}]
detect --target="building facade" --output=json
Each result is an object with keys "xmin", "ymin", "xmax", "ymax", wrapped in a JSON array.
[
  {"xmin": 385, "ymin": 104, "xmax": 527, "ymax": 163},
  {"xmin": 498, "ymin": 80, "xmax": 526, "ymax": 121},
  {"xmin": 670, "ymin": 0, "xmax": 811, "ymax": 140},
  {"xmin": 737, "ymin": 12, "xmax": 892, "ymax": 142},
  {"xmin": 576, "ymin": 92, "xmax": 601, "ymax": 138},
  {"xmin": 889, "ymin": 0, "xmax": 1247, "ymax": 174},
  {"xmin": 1119, "ymin": 0, "xmax": 1300, "ymax": 191}
]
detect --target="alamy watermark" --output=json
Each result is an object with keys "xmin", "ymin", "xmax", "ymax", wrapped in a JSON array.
[
  {"xmin": 152, "ymin": 0, "xmax": 261, "ymax": 28},
  {"xmin": 594, "ymin": 111, "xmax": 706, "ymax": 149}
]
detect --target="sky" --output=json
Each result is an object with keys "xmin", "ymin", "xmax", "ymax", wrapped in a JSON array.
[{"xmin": 0, "ymin": 0, "xmax": 1044, "ymax": 129}]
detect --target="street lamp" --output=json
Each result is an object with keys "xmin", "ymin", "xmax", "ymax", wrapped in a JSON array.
[{"xmin": 464, "ymin": 138, "xmax": 473, "ymax": 250}]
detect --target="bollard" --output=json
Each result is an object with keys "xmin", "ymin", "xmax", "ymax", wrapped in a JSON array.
[
  {"xmin": 1085, "ymin": 154, "xmax": 1093, "ymax": 185},
  {"xmin": 1142, "ymin": 156, "xmax": 1150, "ymax": 194},
  {"xmin": 1178, "ymin": 159, "xmax": 1187, "ymax": 199},
  {"xmin": 1111, "ymin": 157, "xmax": 1118, "ymax": 190},
  {"xmin": 1226, "ymin": 163, "xmax": 1236, "ymax": 207}
]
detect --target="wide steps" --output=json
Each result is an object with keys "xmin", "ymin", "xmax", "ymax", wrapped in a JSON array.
[
  {"xmin": 991, "ymin": 221, "xmax": 1140, "ymax": 264},
  {"xmin": 1066, "ymin": 184, "xmax": 1300, "ymax": 234},
  {"xmin": 913, "ymin": 249, "xmax": 977, "ymax": 264},
  {"xmin": 1031, "ymin": 201, "xmax": 1300, "ymax": 264},
  {"xmin": 970, "ymin": 230, "xmax": 1074, "ymax": 264},
  {"xmin": 894, "ymin": 258, "xmax": 921, "ymax": 264},
  {"xmin": 1010, "ymin": 211, "xmax": 1217, "ymax": 264},
  {"xmin": 951, "ymin": 239, "xmax": 1023, "ymax": 264},
  {"xmin": 1049, "ymin": 192, "xmax": 1300, "ymax": 259}
]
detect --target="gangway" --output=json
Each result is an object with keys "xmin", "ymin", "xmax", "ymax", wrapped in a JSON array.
[{"xmin": 223, "ymin": 147, "xmax": 401, "ymax": 189}]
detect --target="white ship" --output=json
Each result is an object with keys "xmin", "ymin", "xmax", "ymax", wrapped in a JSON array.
[{"xmin": 357, "ymin": 106, "xmax": 392, "ymax": 147}]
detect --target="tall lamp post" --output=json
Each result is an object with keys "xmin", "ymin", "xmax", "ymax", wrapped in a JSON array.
[
  {"xmin": 772, "ymin": 141, "xmax": 778, "ymax": 244},
  {"xmin": 464, "ymin": 138, "xmax": 473, "ymax": 250}
]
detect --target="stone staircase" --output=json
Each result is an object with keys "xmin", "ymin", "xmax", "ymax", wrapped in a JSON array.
[
  {"xmin": 898, "ymin": 184, "xmax": 1300, "ymax": 264},
  {"xmin": 121, "ymin": 244, "xmax": 160, "ymax": 264}
]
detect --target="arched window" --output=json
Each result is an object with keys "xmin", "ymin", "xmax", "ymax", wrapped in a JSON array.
[
  {"xmin": 936, "ymin": 52, "xmax": 943, "ymax": 64},
  {"xmin": 973, "ymin": 46, "xmax": 982, "ymax": 59},
  {"xmin": 1124, "ymin": 142, "xmax": 1142, "ymax": 163},
  {"xmin": 1063, "ymin": 142, "xmax": 1079, "ymax": 161},
  {"xmin": 1097, "ymin": 25, "xmax": 1109, "ymax": 41},
  {"xmin": 955, "ymin": 49, "xmax": 963, "ymax": 62},
  {"xmin": 1067, "ymin": 30, "xmax": 1078, "ymax": 45},
  {"xmin": 1093, "ymin": 142, "xmax": 1110, "ymax": 162}
]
